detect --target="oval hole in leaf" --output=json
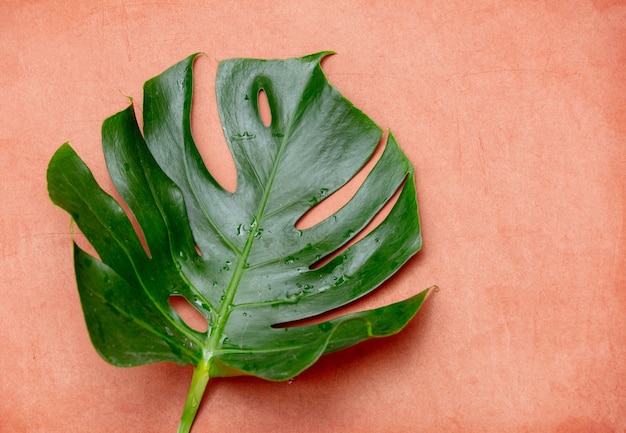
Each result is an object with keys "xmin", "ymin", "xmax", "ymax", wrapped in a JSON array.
[
  {"xmin": 169, "ymin": 295, "xmax": 208, "ymax": 333},
  {"xmin": 191, "ymin": 54, "xmax": 237, "ymax": 193},
  {"xmin": 257, "ymin": 88, "xmax": 271, "ymax": 127}
]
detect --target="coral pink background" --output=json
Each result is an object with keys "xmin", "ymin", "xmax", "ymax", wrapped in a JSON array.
[{"xmin": 1, "ymin": 1, "xmax": 625, "ymax": 432}]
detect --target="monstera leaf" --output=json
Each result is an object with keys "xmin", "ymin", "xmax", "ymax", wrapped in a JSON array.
[{"xmin": 47, "ymin": 52, "xmax": 430, "ymax": 432}]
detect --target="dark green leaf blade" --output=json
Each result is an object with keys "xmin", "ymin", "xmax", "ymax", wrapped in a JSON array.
[
  {"xmin": 47, "ymin": 143, "xmax": 147, "ymax": 283},
  {"xmin": 47, "ymin": 112, "xmax": 209, "ymax": 368},
  {"xmin": 47, "ymin": 51, "xmax": 432, "ymax": 432},
  {"xmin": 216, "ymin": 287, "xmax": 430, "ymax": 381},
  {"xmin": 73, "ymin": 244, "xmax": 200, "ymax": 366},
  {"xmin": 101, "ymin": 103, "xmax": 213, "ymax": 314}
]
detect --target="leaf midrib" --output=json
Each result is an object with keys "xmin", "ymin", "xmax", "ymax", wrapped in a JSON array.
[
  {"xmin": 205, "ymin": 81, "xmax": 310, "ymax": 355},
  {"xmin": 206, "ymin": 134, "xmax": 289, "ymax": 354}
]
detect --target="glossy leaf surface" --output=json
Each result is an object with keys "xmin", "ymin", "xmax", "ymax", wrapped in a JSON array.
[{"xmin": 47, "ymin": 52, "xmax": 429, "ymax": 431}]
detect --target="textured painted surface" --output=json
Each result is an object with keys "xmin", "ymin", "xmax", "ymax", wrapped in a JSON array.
[{"xmin": 1, "ymin": 1, "xmax": 624, "ymax": 432}]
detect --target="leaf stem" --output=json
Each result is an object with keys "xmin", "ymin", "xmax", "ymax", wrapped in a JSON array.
[{"xmin": 177, "ymin": 357, "xmax": 211, "ymax": 433}]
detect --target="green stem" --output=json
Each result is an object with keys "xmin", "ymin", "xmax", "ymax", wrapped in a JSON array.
[{"xmin": 177, "ymin": 358, "xmax": 211, "ymax": 433}]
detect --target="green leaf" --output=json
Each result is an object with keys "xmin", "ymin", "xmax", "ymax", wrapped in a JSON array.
[{"xmin": 47, "ymin": 52, "xmax": 431, "ymax": 432}]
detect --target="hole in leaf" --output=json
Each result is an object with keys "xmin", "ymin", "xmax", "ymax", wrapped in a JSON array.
[
  {"xmin": 71, "ymin": 230, "xmax": 99, "ymax": 260},
  {"xmin": 120, "ymin": 198, "xmax": 152, "ymax": 258},
  {"xmin": 273, "ymin": 225, "xmax": 424, "ymax": 332},
  {"xmin": 100, "ymin": 176, "xmax": 153, "ymax": 259},
  {"xmin": 70, "ymin": 170, "xmax": 152, "ymax": 260},
  {"xmin": 169, "ymin": 295, "xmax": 208, "ymax": 333},
  {"xmin": 309, "ymin": 175, "xmax": 404, "ymax": 270},
  {"xmin": 191, "ymin": 54, "xmax": 237, "ymax": 193},
  {"xmin": 296, "ymin": 131, "xmax": 387, "ymax": 231},
  {"xmin": 257, "ymin": 88, "xmax": 271, "ymax": 127}
]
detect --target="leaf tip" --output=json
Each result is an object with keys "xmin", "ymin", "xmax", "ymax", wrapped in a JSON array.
[
  {"xmin": 421, "ymin": 285, "xmax": 440, "ymax": 303},
  {"xmin": 304, "ymin": 50, "xmax": 336, "ymax": 64}
]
